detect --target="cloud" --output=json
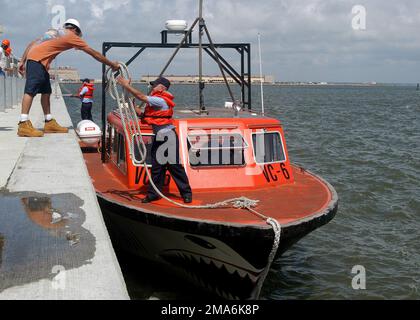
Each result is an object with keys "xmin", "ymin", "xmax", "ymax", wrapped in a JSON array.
[
  {"xmin": 1, "ymin": 0, "xmax": 420, "ymax": 82},
  {"xmin": 85, "ymin": 0, "xmax": 131, "ymax": 20}
]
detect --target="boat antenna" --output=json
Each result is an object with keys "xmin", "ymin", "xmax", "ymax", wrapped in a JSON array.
[
  {"xmin": 199, "ymin": 0, "xmax": 205, "ymax": 113},
  {"xmin": 258, "ymin": 33, "xmax": 265, "ymax": 116}
]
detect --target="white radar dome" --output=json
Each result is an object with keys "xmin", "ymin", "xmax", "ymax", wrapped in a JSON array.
[{"xmin": 165, "ymin": 20, "xmax": 188, "ymax": 31}]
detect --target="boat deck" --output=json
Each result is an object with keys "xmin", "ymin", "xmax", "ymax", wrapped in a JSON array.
[
  {"xmin": 172, "ymin": 107, "xmax": 269, "ymax": 119},
  {"xmin": 111, "ymin": 107, "xmax": 272, "ymax": 121},
  {"xmin": 84, "ymin": 152, "xmax": 336, "ymax": 228}
]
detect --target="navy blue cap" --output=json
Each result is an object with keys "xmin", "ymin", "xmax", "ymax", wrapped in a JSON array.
[{"xmin": 150, "ymin": 77, "xmax": 171, "ymax": 89}]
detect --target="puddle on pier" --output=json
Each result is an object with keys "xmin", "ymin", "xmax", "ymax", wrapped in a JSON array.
[{"xmin": 0, "ymin": 191, "xmax": 95, "ymax": 292}]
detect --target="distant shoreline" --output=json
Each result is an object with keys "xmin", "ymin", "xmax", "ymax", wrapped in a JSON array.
[{"xmin": 58, "ymin": 81, "xmax": 418, "ymax": 87}]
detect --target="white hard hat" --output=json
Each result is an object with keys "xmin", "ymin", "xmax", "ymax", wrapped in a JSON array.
[{"xmin": 63, "ymin": 18, "xmax": 82, "ymax": 34}]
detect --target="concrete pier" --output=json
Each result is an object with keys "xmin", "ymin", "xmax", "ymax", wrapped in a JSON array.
[{"xmin": 0, "ymin": 86, "xmax": 129, "ymax": 299}]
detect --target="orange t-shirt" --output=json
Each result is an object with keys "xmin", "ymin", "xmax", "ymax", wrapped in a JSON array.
[{"xmin": 27, "ymin": 30, "xmax": 89, "ymax": 70}]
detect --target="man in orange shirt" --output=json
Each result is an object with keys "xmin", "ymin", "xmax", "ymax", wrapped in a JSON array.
[{"xmin": 17, "ymin": 19, "xmax": 119, "ymax": 137}]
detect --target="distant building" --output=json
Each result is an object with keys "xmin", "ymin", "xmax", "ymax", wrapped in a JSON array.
[
  {"xmin": 141, "ymin": 75, "xmax": 275, "ymax": 84},
  {"xmin": 50, "ymin": 66, "xmax": 80, "ymax": 82}
]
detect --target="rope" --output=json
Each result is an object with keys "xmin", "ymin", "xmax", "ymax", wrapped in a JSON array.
[
  {"xmin": 105, "ymin": 63, "xmax": 281, "ymax": 298},
  {"xmin": 246, "ymin": 207, "xmax": 282, "ymax": 300},
  {"xmin": 229, "ymin": 200, "xmax": 282, "ymax": 299}
]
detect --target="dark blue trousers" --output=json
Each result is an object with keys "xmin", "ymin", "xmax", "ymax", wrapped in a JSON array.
[
  {"xmin": 81, "ymin": 102, "xmax": 93, "ymax": 121},
  {"xmin": 147, "ymin": 130, "xmax": 192, "ymax": 199}
]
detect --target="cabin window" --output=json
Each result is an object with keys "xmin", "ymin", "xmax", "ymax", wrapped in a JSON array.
[
  {"xmin": 106, "ymin": 125, "xmax": 114, "ymax": 159},
  {"xmin": 132, "ymin": 134, "xmax": 154, "ymax": 166},
  {"xmin": 187, "ymin": 133, "xmax": 247, "ymax": 167},
  {"xmin": 111, "ymin": 131, "xmax": 127, "ymax": 174},
  {"xmin": 252, "ymin": 132, "xmax": 286, "ymax": 164}
]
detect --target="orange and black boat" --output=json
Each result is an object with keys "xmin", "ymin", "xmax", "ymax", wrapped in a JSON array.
[
  {"xmin": 82, "ymin": 107, "xmax": 337, "ymax": 299},
  {"xmin": 80, "ymin": 5, "xmax": 338, "ymax": 299}
]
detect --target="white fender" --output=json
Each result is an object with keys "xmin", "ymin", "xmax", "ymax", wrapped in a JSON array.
[{"xmin": 76, "ymin": 120, "xmax": 102, "ymax": 146}]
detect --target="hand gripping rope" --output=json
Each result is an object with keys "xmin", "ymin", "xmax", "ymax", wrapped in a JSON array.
[{"xmin": 105, "ymin": 63, "xmax": 281, "ymax": 299}]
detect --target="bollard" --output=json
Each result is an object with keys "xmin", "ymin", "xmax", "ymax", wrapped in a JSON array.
[
  {"xmin": 5, "ymin": 77, "xmax": 12, "ymax": 109},
  {"xmin": 12, "ymin": 76, "xmax": 17, "ymax": 108},
  {"xmin": 18, "ymin": 78, "xmax": 24, "ymax": 106},
  {"xmin": 18, "ymin": 78, "xmax": 23, "ymax": 102},
  {"xmin": 0, "ymin": 76, "xmax": 5, "ymax": 112}
]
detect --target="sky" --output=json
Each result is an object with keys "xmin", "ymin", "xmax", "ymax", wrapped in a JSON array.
[{"xmin": 1, "ymin": 0, "xmax": 420, "ymax": 83}]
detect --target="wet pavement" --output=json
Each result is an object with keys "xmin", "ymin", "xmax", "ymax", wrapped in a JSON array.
[
  {"xmin": 0, "ymin": 191, "xmax": 95, "ymax": 292},
  {"xmin": 0, "ymin": 87, "xmax": 128, "ymax": 299}
]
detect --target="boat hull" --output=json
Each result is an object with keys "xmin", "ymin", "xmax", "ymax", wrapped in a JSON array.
[{"xmin": 97, "ymin": 190, "xmax": 338, "ymax": 300}]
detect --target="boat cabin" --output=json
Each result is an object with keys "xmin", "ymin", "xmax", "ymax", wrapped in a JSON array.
[{"xmin": 105, "ymin": 107, "xmax": 295, "ymax": 194}]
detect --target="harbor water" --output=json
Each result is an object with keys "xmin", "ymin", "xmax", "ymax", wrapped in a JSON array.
[{"xmin": 62, "ymin": 83, "xmax": 420, "ymax": 300}]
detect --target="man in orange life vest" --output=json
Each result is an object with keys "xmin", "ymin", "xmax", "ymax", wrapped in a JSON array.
[
  {"xmin": 0, "ymin": 39, "xmax": 12, "ymax": 77},
  {"xmin": 116, "ymin": 76, "xmax": 193, "ymax": 204},
  {"xmin": 78, "ymin": 78, "xmax": 95, "ymax": 121}
]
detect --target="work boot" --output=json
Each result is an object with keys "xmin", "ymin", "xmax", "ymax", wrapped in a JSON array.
[
  {"xmin": 183, "ymin": 195, "xmax": 193, "ymax": 204},
  {"xmin": 17, "ymin": 120, "xmax": 44, "ymax": 137},
  {"xmin": 44, "ymin": 119, "xmax": 69, "ymax": 133},
  {"xmin": 141, "ymin": 196, "xmax": 161, "ymax": 203}
]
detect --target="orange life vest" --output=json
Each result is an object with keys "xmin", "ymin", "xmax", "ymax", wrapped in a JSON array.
[
  {"xmin": 4, "ymin": 47, "xmax": 12, "ymax": 57},
  {"xmin": 78, "ymin": 83, "xmax": 95, "ymax": 100},
  {"xmin": 142, "ymin": 91, "xmax": 176, "ymax": 126}
]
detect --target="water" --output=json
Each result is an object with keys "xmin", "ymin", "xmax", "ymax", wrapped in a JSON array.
[{"xmin": 62, "ymin": 83, "xmax": 420, "ymax": 300}]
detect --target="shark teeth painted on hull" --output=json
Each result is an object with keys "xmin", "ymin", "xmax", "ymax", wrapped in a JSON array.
[
  {"xmin": 161, "ymin": 249, "xmax": 265, "ymax": 299},
  {"xmin": 187, "ymin": 252, "xmax": 259, "ymax": 281},
  {"xmin": 162, "ymin": 251, "xmax": 262, "ymax": 283},
  {"xmin": 164, "ymin": 250, "xmax": 261, "ymax": 282}
]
